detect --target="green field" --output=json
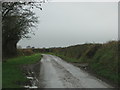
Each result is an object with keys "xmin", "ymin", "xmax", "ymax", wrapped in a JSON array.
[{"xmin": 2, "ymin": 53, "xmax": 41, "ymax": 88}]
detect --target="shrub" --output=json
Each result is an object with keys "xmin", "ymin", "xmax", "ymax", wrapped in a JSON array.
[
  {"xmin": 17, "ymin": 49, "xmax": 34, "ymax": 56},
  {"xmin": 22, "ymin": 49, "xmax": 34, "ymax": 55}
]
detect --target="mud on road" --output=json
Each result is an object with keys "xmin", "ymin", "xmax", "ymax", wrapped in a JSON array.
[
  {"xmin": 38, "ymin": 54, "xmax": 113, "ymax": 88},
  {"xmin": 22, "ymin": 61, "xmax": 41, "ymax": 88}
]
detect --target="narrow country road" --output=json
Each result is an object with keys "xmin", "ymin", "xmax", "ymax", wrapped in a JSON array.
[{"xmin": 38, "ymin": 54, "xmax": 112, "ymax": 88}]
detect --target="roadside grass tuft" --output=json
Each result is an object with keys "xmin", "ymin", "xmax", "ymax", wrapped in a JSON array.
[
  {"xmin": 48, "ymin": 53, "xmax": 79, "ymax": 63},
  {"xmin": 2, "ymin": 53, "xmax": 41, "ymax": 88}
]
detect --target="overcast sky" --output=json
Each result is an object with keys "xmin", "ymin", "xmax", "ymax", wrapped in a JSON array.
[{"xmin": 18, "ymin": 2, "xmax": 118, "ymax": 48}]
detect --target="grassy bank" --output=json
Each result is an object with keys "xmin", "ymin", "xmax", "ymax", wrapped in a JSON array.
[
  {"xmin": 2, "ymin": 53, "xmax": 41, "ymax": 88},
  {"xmin": 49, "ymin": 41, "xmax": 119, "ymax": 85}
]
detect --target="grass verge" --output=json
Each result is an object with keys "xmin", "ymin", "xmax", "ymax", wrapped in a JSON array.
[
  {"xmin": 2, "ymin": 53, "xmax": 41, "ymax": 88},
  {"xmin": 49, "ymin": 52, "xmax": 119, "ymax": 86},
  {"xmin": 48, "ymin": 53, "xmax": 79, "ymax": 63}
]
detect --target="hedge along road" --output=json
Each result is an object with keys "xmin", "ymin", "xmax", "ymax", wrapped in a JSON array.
[{"xmin": 38, "ymin": 54, "xmax": 112, "ymax": 88}]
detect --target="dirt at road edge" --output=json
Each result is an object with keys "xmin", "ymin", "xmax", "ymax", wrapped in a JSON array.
[{"xmin": 22, "ymin": 61, "xmax": 41, "ymax": 88}]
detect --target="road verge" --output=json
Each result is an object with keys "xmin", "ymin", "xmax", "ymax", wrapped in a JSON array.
[{"xmin": 2, "ymin": 53, "xmax": 41, "ymax": 88}]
